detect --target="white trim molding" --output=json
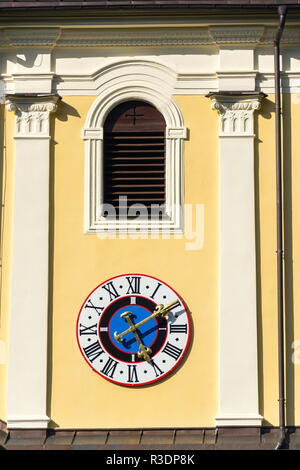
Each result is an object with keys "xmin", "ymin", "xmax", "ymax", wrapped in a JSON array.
[
  {"xmin": 215, "ymin": 415, "xmax": 264, "ymax": 427},
  {"xmin": 82, "ymin": 61, "xmax": 186, "ymax": 233},
  {"xmin": 7, "ymin": 416, "xmax": 51, "ymax": 429},
  {"xmin": 208, "ymin": 91, "xmax": 265, "ymax": 427},
  {"xmin": 6, "ymin": 93, "xmax": 60, "ymax": 429},
  {"xmin": 2, "ymin": 25, "xmax": 300, "ymax": 96}
]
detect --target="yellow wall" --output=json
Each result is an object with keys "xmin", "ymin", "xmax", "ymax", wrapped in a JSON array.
[
  {"xmin": 2, "ymin": 93, "xmax": 300, "ymax": 428},
  {"xmin": 285, "ymin": 94, "xmax": 300, "ymax": 424},
  {"xmin": 256, "ymin": 95, "xmax": 300, "ymax": 426},
  {"xmin": 288, "ymin": 94, "xmax": 300, "ymax": 426},
  {"xmin": 49, "ymin": 95, "xmax": 218, "ymax": 428},
  {"xmin": 0, "ymin": 107, "xmax": 14, "ymax": 424}
]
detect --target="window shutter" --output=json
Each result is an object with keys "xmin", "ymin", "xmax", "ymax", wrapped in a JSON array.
[{"xmin": 103, "ymin": 101, "xmax": 166, "ymax": 216}]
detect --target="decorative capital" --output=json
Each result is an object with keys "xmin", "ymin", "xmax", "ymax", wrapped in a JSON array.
[
  {"xmin": 5, "ymin": 94, "xmax": 60, "ymax": 137},
  {"xmin": 207, "ymin": 92, "xmax": 266, "ymax": 136}
]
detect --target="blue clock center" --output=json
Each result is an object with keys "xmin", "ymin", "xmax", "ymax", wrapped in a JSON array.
[{"xmin": 108, "ymin": 305, "xmax": 158, "ymax": 354}]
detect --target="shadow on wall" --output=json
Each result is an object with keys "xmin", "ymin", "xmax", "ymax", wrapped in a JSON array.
[
  {"xmin": 16, "ymin": 51, "xmax": 40, "ymax": 68},
  {"xmin": 56, "ymin": 100, "xmax": 81, "ymax": 122},
  {"xmin": 46, "ymin": 99, "xmax": 80, "ymax": 427}
]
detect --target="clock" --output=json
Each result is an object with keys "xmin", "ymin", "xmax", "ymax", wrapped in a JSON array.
[{"xmin": 76, "ymin": 274, "xmax": 191, "ymax": 386}]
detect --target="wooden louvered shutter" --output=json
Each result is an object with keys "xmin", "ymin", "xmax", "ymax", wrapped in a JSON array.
[{"xmin": 103, "ymin": 101, "xmax": 166, "ymax": 216}]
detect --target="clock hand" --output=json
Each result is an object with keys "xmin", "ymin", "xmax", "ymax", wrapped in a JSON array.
[
  {"xmin": 114, "ymin": 300, "xmax": 178, "ymax": 343},
  {"xmin": 116, "ymin": 311, "xmax": 152, "ymax": 362}
]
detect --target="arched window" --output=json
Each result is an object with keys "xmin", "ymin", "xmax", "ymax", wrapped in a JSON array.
[
  {"xmin": 83, "ymin": 63, "xmax": 186, "ymax": 233},
  {"xmin": 103, "ymin": 101, "xmax": 166, "ymax": 217}
]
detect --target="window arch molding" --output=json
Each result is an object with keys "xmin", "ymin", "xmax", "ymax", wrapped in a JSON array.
[{"xmin": 83, "ymin": 62, "xmax": 186, "ymax": 233}]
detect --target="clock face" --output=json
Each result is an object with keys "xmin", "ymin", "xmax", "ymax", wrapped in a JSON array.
[{"xmin": 76, "ymin": 274, "xmax": 191, "ymax": 386}]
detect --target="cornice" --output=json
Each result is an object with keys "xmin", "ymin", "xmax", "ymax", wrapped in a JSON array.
[
  {"xmin": 3, "ymin": 28, "xmax": 61, "ymax": 48},
  {"xmin": 57, "ymin": 27, "xmax": 213, "ymax": 47},
  {"xmin": 209, "ymin": 26, "xmax": 264, "ymax": 45},
  {"xmin": 260, "ymin": 26, "xmax": 300, "ymax": 44},
  {"xmin": 0, "ymin": 25, "xmax": 300, "ymax": 49}
]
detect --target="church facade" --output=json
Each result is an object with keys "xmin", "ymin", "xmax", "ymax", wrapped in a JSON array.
[{"xmin": 0, "ymin": 0, "xmax": 299, "ymax": 449}]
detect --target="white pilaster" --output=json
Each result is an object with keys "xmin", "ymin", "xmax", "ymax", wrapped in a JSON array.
[
  {"xmin": 6, "ymin": 94, "xmax": 59, "ymax": 429},
  {"xmin": 208, "ymin": 92, "xmax": 265, "ymax": 427}
]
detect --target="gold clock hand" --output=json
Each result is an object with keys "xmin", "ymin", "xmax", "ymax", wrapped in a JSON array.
[
  {"xmin": 116, "ymin": 311, "xmax": 152, "ymax": 362},
  {"xmin": 114, "ymin": 300, "xmax": 178, "ymax": 343}
]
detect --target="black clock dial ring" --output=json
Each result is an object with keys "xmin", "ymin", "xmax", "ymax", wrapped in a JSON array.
[{"xmin": 99, "ymin": 296, "xmax": 168, "ymax": 363}]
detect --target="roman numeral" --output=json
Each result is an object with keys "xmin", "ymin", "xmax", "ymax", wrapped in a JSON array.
[
  {"xmin": 127, "ymin": 364, "xmax": 139, "ymax": 383},
  {"xmin": 102, "ymin": 281, "xmax": 120, "ymax": 301},
  {"xmin": 83, "ymin": 341, "xmax": 104, "ymax": 363},
  {"xmin": 170, "ymin": 324, "xmax": 188, "ymax": 334},
  {"xmin": 126, "ymin": 276, "xmax": 141, "ymax": 295},
  {"xmin": 162, "ymin": 342, "xmax": 183, "ymax": 361},
  {"xmin": 169, "ymin": 300, "xmax": 181, "ymax": 310},
  {"xmin": 79, "ymin": 323, "xmax": 98, "ymax": 335},
  {"xmin": 168, "ymin": 300, "xmax": 186, "ymax": 317},
  {"xmin": 85, "ymin": 299, "xmax": 104, "ymax": 316},
  {"xmin": 150, "ymin": 282, "xmax": 162, "ymax": 299},
  {"xmin": 151, "ymin": 360, "xmax": 164, "ymax": 377},
  {"xmin": 101, "ymin": 357, "xmax": 119, "ymax": 378}
]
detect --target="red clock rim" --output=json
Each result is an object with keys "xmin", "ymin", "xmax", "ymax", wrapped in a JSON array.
[{"xmin": 76, "ymin": 273, "xmax": 191, "ymax": 387}]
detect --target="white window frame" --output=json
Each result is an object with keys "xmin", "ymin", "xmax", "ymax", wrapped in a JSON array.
[{"xmin": 82, "ymin": 66, "xmax": 186, "ymax": 233}]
